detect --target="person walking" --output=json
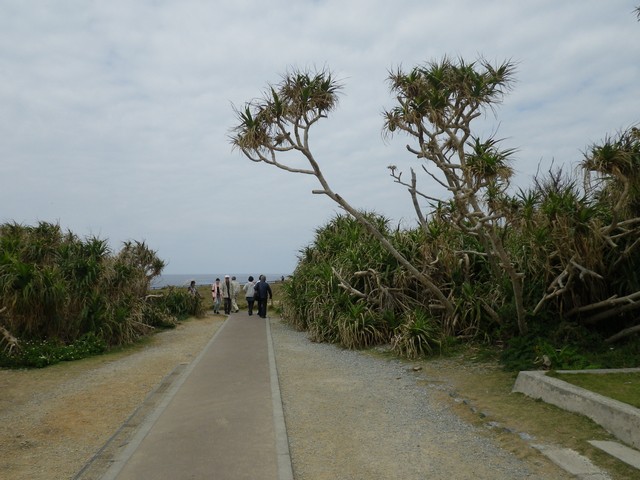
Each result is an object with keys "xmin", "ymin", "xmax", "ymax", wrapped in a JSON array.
[
  {"xmin": 221, "ymin": 275, "xmax": 234, "ymax": 315},
  {"xmin": 244, "ymin": 276, "xmax": 256, "ymax": 315},
  {"xmin": 255, "ymin": 274, "xmax": 273, "ymax": 319},
  {"xmin": 187, "ymin": 280, "xmax": 199, "ymax": 297},
  {"xmin": 211, "ymin": 278, "xmax": 222, "ymax": 314},
  {"xmin": 231, "ymin": 276, "xmax": 241, "ymax": 313}
]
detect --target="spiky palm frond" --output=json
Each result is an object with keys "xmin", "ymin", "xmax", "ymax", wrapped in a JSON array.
[
  {"xmin": 465, "ymin": 136, "xmax": 516, "ymax": 181},
  {"xmin": 230, "ymin": 68, "xmax": 342, "ymax": 157}
]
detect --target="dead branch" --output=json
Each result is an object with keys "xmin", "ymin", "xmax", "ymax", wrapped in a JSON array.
[
  {"xmin": 533, "ymin": 260, "xmax": 574, "ymax": 315},
  {"xmin": 532, "ymin": 257, "xmax": 600, "ymax": 315},
  {"xmin": 0, "ymin": 308, "xmax": 21, "ymax": 355},
  {"xmin": 332, "ymin": 267, "xmax": 367, "ymax": 299},
  {"xmin": 569, "ymin": 259, "xmax": 604, "ymax": 281},
  {"xmin": 408, "ymin": 169, "xmax": 428, "ymax": 234},
  {"xmin": 481, "ymin": 302, "xmax": 502, "ymax": 325},
  {"xmin": 454, "ymin": 249, "xmax": 487, "ymax": 257},
  {"xmin": 567, "ymin": 290, "xmax": 640, "ymax": 317},
  {"xmin": 352, "ymin": 269, "xmax": 415, "ymax": 312},
  {"xmin": 613, "ymin": 236, "xmax": 640, "ymax": 270},
  {"xmin": 605, "ymin": 323, "xmax": 640, "ymax": 344},
  {"xmin": 583, "ymin": 300, "xmax": 640, "ymax": 325}
]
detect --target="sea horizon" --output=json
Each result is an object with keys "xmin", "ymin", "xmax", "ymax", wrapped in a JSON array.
[{"xmin": 152, "ymin": 273, "xmax": 290, "ymax": 288}]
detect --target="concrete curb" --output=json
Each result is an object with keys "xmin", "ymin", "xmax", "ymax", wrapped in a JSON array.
[
  {"xmin": 512, "ymin": 370, "xmax": 640, "ymax": 449},
  {"xmin": 532, "ymin": 444, "xmax": 612, "ymax": 480},
  {"xmin": 589, "ymin": 440, "xmax": 640, "ymax": 470},
  {"xmin": 266, "ymin": 318, "xmax": 294, "ymax": 480}
]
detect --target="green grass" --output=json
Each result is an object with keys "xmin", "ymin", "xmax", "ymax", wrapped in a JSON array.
[{"xmin": 548, "ymin": 371, "xmax": 640, "ymax": 409}]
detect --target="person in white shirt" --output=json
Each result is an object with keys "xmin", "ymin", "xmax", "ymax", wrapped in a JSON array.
[
  {"xmin": 231, "ymin": 276, "xmax": 241, "ymax": 313},
  {"xmin": 244, "ymin": 276, "xmax": 256, "ymax": 315}
]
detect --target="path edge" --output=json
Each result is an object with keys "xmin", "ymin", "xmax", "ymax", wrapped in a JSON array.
[{"xmin": 267, "ymin": 318, "xmax": 295, "ymax": 480}]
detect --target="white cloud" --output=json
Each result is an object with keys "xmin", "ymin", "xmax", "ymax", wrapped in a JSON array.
[{"xmin": 1, "ymin": 0, "xmax": 638, "ymax": 274}]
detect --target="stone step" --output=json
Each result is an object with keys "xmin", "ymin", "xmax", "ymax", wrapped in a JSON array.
[
  {"xmin": 588, "ymin": 440, "xmax": 640, "ymax": 471},
  {"xmin": 512, "ymin": 370, "xmax": 640, "ymax": 449},
  {"xmin": 532, "ymin": 444, "xmax": 611, "ymax": 479}
]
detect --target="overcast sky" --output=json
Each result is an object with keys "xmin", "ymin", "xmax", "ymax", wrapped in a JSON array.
[{"xmin": 1, "ymin": 1, "xmax": 638, "ymax": 275}]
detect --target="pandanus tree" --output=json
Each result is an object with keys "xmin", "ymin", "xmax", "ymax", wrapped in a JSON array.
[
  {"xmin": 230, "ymin": 69, "xmax": 455, "ymax": 321},
  {"xmin": 576, "ymin": 127, "xmax": 640, "ymax": 342},
  {"xmin": 230, "ymin": 59, "xmax": 530, "ymax": 332},
  {"xmin": 0, "ymin": 222, "xmax": 169, "ymax": 349},
  {"xmin": 382, "ymin": 58, "xmax": 528, "ymax": 334}
]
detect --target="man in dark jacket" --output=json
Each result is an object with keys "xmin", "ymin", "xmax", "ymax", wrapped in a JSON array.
[{"xmin": 254, "ymin": 274, "xmax": 273, "ymax": 318}]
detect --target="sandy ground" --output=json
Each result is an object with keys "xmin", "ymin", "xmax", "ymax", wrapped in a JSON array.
[{"xmin": 271, "ymin": 320, "xmax": 571, "ymax": 480}]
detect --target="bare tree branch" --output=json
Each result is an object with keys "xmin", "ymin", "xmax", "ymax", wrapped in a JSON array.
[
  {"xmin": 566, "ymin": 290, "xmax": 640, "ymax": 321},
  {"xmin": 605, "ymin": 323, "xmax": 640, "ymax": 344}
]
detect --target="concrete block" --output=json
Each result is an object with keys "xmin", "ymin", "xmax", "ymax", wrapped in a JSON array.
[
  {"xmin": 589, "ymin": 440, "xmax": 640, "ymax": 470},
  {"xmin": 533, "ymin": 445, "xmax": 611, "ymax": 479},
  {"xmin": 513, "ymin": 370, "xmax": 640, "ymax": 449}
]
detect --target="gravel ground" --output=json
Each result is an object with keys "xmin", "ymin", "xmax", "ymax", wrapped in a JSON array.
[
  {"xmin": 0, "ymin": 315, "xmax": 571, "ymax": 479},
  {"xmin": 271, "ymin": 320, "xmax": 570, "ymax": 480}
]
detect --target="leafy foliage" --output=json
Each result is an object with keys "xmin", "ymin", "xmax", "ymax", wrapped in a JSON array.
[
  {"xmin": 0, "ymin": 334, "xmax": 107, "ymax": 368},
  {"xmin": 234, "ymin": 53, "xmax": 640, "ymax": 367},
  {"xmin": 0, "ymin": 222, "xmax": 199, "ymax": 368},
  {"xmin": 391, "ymin": 309, "xmax": 442, "ymax": 359}
]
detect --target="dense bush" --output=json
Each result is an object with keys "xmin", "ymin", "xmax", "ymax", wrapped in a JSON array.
[
  {"xmin": 0, "ymin": 222, "xmax": 200, "ymax": 368},
  {"xmin": 283, "ymin": 213, "xmax": 455, "ymax": 356},
  {"xmin": 233, "ymin": 48, "xmax": 640, "ymax": 370},
  {"xmin": 282, "ymin": 145, "xmax": 640, "ymax": 370}
]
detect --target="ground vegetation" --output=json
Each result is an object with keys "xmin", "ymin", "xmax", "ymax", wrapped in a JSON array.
[{"xmin": 0, "ymin": 221, "xmax": 203, "ymax": 367}]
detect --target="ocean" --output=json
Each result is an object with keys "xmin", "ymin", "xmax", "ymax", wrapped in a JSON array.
[{"xmin": 152, "ymin": 273, "xmax": 289, "ymax": 289}]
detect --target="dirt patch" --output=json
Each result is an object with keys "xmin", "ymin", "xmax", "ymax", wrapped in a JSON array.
[
  {"xmin": 273, "ymin": 324, "xmax": 574, "ymax": 480},
  {"xmin": 0, "ymin": 315, "xmax": 223, "ymax": 480}
]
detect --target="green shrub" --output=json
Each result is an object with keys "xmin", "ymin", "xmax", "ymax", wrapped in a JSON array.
[
  {"xmin": 391, "ymin": 309, "xmax": 442, "ymax": 359},
  {"xmin": 336, "ymin": 302, "xmax": 386, "ymax": 349},
  {"xmin": 157, "ymin": 287, "xmax": 205, "ymax": 319},
  {"xmin": 500, "ymin": 335, "xmax": 595, "ymax": 372},
  {"xmin": 0, "ymin": 333, "xmax": 107, "ymax": 368},
  {"xmin": 0, "ymin": 221, "xmax": 174, "ymax": 366}
]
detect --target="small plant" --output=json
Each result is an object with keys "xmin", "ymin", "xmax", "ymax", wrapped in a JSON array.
[
  {"xmin": 391, "ymin": 309, "xmax": 442, "ymax": 359},
  {"xmin": 534, "ymin": 341, "xmax": 593, "ymax": 370},
  {"xmin": 500, "ymin": 335, "xmax": 595, "ymax": 371},
  {"xmin": 336, "ymin": 302, "xmax": 386, "ymax": 349},
  {"xmin": 0, "ymin": 333, "xmax": 107, "ymax": 368}
]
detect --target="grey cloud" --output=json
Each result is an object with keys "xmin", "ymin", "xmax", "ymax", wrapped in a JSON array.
[{"xmin": 1, "ymin": 0, "xmax": 638, "ymax": 274}]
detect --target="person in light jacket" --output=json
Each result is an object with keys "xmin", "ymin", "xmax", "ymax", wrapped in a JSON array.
[
  {"xmin": 231, "ymin": 276, "xmax": 241, "ymax": 313},
  {"xmin": 244, "ymin": 276, "xmax": 256, "ymax": 316}
]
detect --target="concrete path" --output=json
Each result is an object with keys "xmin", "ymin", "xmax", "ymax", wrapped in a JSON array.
[
  {"xmin": 89, "ymin": 313, "xmax": 637, "ymax": 480},
  {"xmin": 99, "ymin": 313, "xmax": 293, "ymax": 480}
]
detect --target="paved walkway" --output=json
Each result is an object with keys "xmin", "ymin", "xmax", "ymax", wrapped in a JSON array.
[{"xmin": 99, "ymin": 313, "xmax": 293, "ymax": 480}]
